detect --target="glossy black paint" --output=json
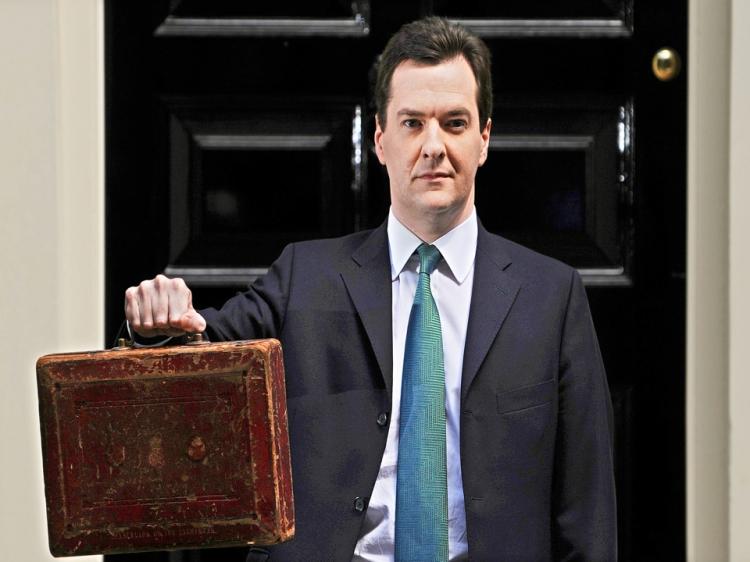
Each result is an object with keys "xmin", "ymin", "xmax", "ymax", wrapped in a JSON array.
[{"xmin": 105, "ymin": 1, "xmax": 686, "ymax": 560}]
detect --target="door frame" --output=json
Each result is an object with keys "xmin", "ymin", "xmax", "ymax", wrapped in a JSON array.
[{"xmin": 687, "ymin": 0, "xmax": 750, "ymax": 560}]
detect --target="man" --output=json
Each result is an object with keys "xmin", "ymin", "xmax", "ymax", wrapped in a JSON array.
[{"xmin": 126, "ymin": 17, "xmax": 616, "ymax": 561}]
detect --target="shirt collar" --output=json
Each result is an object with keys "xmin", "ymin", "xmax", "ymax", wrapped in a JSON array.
[{"xmin": 387, "ymin": 207, "xmax": 478, "ymax": 284}]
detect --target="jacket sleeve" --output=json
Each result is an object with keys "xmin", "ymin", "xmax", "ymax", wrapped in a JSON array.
[
  {"xmin": 553, "ymin": 269, "xmax": 618, "ymax": 561},
  {"xmin": 199, "ymin": 243, "xmax": 295, "ymax": 342}
]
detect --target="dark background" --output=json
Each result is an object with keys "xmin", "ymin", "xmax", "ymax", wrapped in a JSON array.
[{"xmin": 105, "ymin": 1, "xmax": 687, "ymax": 560}]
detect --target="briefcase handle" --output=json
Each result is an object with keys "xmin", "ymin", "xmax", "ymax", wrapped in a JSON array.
[{"xmin": 112, "ymin": 320, "xmax": 206, "ymax": 350}]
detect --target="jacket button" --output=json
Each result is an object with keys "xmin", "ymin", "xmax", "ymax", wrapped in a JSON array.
[
  {"xmin": 376, "ymin": 412, "xmax": 389, "ymax": 427},
  {"xmin": 353, "ymin": 496, "xmax": 367, "ymax": 512}
]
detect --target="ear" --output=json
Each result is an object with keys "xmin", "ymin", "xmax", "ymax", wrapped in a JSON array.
[
  {"xmin": 478, "ymin": 117, "xmax": 492, "ymax": 167},
  {"xmin": 374, "ymin": 115, "xmax": 387, "ymax": 166}
]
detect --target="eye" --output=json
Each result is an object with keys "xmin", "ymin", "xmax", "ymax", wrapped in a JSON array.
[
  {"xmin": 445, "ymin": 119, "xmax": 468, "ymax": 130},
  {"xmin": 402, "ymin": 118, "xmax": 421, "ymax": 129}
]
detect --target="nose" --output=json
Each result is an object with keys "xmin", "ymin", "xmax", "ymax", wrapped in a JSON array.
[{"xmin": 421, "ymin": 120, "xmax": 446, "ymax": 162}]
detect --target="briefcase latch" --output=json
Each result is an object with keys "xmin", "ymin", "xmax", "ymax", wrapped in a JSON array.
[
  {"xmin": 114, "ymin": 337, "xmax": 134, "ymax": 350},
  {"xmin": 186, "ymin": 333, "xmax": 208, "ymax": 345}
]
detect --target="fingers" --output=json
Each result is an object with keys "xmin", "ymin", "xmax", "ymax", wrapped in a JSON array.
[
  {"xmin": 124, "ymin": 285, "xmax": 151, "ymax": 335},
  {"xmin": 181, "ymin": 309, "xmax": 207, "ymax": 334},
  {"xmin": 180, "ymin": 285, "xmax": 206, "ymax": 333},
  {"xmin": 124, "ymin": 275, "xmax": 201, "ymax": 338}
]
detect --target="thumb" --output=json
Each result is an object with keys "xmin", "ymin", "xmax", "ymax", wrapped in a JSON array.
[{"xmin": 180, "ymin": 309, "xmax": 207, "ymax": 334}]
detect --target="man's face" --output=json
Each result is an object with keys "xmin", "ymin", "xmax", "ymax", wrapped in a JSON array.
[{"xmin": 374, "ymin": 56, "xmax": 491, "ymax": 232}]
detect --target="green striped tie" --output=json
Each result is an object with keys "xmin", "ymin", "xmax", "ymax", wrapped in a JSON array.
[{"xmin": 395, "ymin": 243, "xmax": 448, "ymax": 561}]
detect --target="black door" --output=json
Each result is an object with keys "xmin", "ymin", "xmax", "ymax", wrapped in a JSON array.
[{"xmin": 105, "ymin": 1, "xmax": 686, "ymax": 560}]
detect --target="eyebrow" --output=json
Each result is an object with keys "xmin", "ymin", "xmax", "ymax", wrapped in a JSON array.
[{"xmin": 396, "ymin": 107, "xmax": 472, "ymax": 119}]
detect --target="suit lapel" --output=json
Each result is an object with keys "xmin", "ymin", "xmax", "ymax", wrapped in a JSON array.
[
  {"xmin": 340, "ymin": 223, "xmax": 394, "ymax": 397},
  {"xmin": 461, "ymin": 226, "xmax": 521, "ymax": 401},
  {"xmin": 338, "ymin": 222, "xmax": 520, "ymax": 402}
]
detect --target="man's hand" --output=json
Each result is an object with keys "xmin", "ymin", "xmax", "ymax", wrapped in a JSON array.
[{"xmin": 124, "ymin": 275, "xmax": 206, "ymax": 338}]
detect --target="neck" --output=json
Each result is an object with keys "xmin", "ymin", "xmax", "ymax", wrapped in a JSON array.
[{"xmin": 393, "ymin": 203, "xmax": 473, "ymax": 243}]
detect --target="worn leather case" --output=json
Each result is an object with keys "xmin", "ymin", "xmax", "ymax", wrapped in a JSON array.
[{"xmin": 36, "ymin": 339, "xmax": 294, "ymax": 557}]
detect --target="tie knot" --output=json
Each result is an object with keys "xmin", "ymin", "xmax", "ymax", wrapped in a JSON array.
[{"xmin": 417, "ymin": 244, "xmax": 441, "ymax": 275}]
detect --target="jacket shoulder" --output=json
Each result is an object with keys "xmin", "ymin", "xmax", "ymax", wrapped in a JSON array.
[
  {"xmin": 480, "ymin": 229, "xmax": 578, "ymax": 287},
  {"xmin": 284, "ymin": 225, "xmax": 387, "ymax": 269},
  {"xmin": 291, "ymin": 229, "xmax": 376, "ymax": 256}
]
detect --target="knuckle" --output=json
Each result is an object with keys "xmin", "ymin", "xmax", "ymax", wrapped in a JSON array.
[
  {"xmin": 137, "ymin": 282, "xmax": 152, "ymax": 297},
  {"xmin": 124, "ymin": 288, "xmax": 136, "ymax": 307}
]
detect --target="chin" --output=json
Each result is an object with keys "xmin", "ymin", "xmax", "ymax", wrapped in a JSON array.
[{"xmin": 422, "ymin": 189, "xmax": 463, "ymax": 208}]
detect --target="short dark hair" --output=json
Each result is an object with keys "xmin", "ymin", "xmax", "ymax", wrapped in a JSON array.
[{"xmin": 375, "ymin": 16, "xmax": 493, "ymax": 131}]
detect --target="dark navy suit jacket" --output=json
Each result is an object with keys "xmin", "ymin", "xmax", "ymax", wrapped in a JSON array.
[{"xmin": 201, "ymin": 221, "xmax": 617, "ymax": 561}]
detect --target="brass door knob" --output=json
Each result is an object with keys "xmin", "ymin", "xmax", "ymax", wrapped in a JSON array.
[{"xmin": 652, "ymin": 47, "xmax": 682, "ymax": 81}]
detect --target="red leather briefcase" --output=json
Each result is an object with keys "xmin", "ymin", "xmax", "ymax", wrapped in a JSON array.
[{"xmin": 36, "ymin": 338, "xmax": 294, "ymax": 557}]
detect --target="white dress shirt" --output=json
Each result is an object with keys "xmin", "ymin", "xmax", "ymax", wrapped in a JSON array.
[{"xmin": 352, "ymin": 208, "xmax": 477, "ymax": 561}]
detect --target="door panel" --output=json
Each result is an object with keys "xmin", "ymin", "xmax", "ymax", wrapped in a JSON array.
[
  {"xmin": 160, "ymin": 96, "xmax": 363, "ymax": 286},
  {"xmin": 105, "ymin": 1, "xmax": 686, "ymax": 560}
]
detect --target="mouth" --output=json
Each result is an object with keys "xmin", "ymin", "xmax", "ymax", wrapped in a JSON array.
[{"xmin": 415, "ymin": 172, "xmax": 452, "ymax": 181}]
